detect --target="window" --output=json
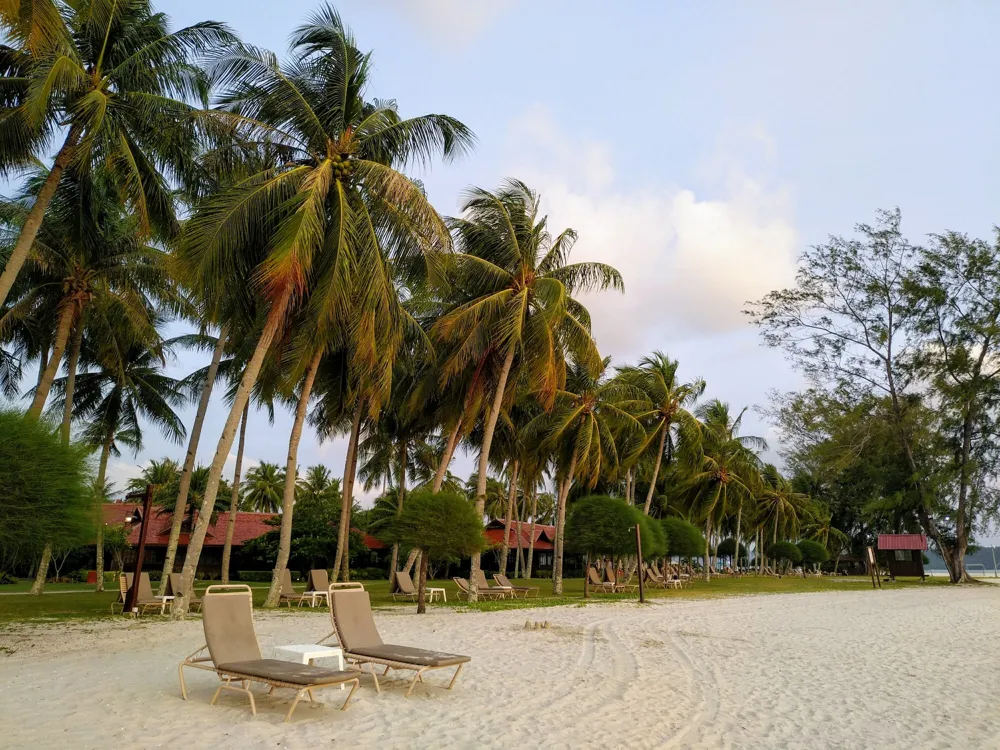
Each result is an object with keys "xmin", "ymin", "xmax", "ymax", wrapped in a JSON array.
[{"xmin": 894, "ymin": 550, "xmax": 911, "ymax": 561}]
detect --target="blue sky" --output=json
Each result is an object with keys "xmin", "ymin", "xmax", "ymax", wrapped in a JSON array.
[{"xmin": 95, "ymin": 1, "xmax": 1000, "ymax": 521}]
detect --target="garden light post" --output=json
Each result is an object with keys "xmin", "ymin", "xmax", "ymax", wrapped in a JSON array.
[
  {"xmin": 635, "ymin": 523, "xmax": 645, "ymax": 604},
  {"xmin": 123, "ymin": 484, "xmax": 153, "ymax": 614}
]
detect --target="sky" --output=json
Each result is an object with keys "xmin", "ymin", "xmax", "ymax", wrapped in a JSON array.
[{"xmin": 71, "ymin": 1, "xmax": 1000, "ymax": 515}]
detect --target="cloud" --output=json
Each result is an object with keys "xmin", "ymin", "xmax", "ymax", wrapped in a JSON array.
[
  {"xmin": 378, "ymin": 0, "xmax": 510, "ymax": 40},
  {"xmin": 503, "ymin": 109, "xmax": 798, "ymax": 362}
]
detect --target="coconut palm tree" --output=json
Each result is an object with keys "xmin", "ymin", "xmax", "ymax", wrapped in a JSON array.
[
  {"xmin": 37, "ymin": 334, "xmax": 186, "ymax": 594},
  {"xmin": 678, "ymin": 401, "xmax": 765, "ymax": 581},
  {"xmin": 529, "ymin": 357, "xmax": 643, "ymax": 594},
  {"xmin": 617, "ymin": 352, "xmax": 704, "ymax": 515},
  {"xmin": 434, "ymin": 179, "xmax": 622, "ymax": 597},
  {"xmin": 175, "ymin": 7, "xmax": 471, "ymax": 604},
  {"xmin": 0, "ymin": 0, "xmax": 236, "ymax": 308},
  {"xmin": 241, "ymin": 462, "xmax": 285, "ymax": 514}
]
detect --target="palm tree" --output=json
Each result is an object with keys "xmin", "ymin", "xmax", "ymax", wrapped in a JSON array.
[
  {"xmin": 679, "ymin": 401, "xmax": 765, "ymax": 581},
  {"xmin": 220, "ymin": 403, "xmax": 249, "ymax": 583},
  {"xmin": 530, "ymin": 358, "xmax": 642, "ymax": 594},
  {"xmin": 175, "ymin": 6, "xmax": 472, "ymax": 603},
  {"xmin": 434, "ymin": 179, "xmax": 622, "ymax": 597},
  {"xmin": 241, "ymin": 462, "xmax": 285, "ymax": 513},
  {"xmin": 298, "ymin": 464, "xmax": 341, "ymax": 504},
  {"xmin": 758, "ymin": 464, "xmax": 812, "ymax": 555},
  {"xmin": 0, "ymin": 0, "xmax": 236, "ymax": 307},
  {"xmin": 618, "ymin": 352, "xmax": 704, "ymax": 514},
  {"xmin": 36, "ymin": 335, "xmax": 186, "ymax": 594}
]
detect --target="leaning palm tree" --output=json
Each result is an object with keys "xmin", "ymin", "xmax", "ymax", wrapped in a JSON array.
[
  {"xmin": 241, "ymin": 462, "xmax": 285, "ymax": 514},
  {"xmin": 617, "ymin": 352, "xmax": 704, "ymax": 515},
  {"xmin": 175, "ymin": 6, "xmax": 472, "ymax": 605},
  {"xmin": 678, "ymin": 400, "xmax": 765, "ymax": 581},
  {"xmin": 0, "ymin": 0, "xmax": 236, "ymax": 307},
  {"xmin": 434, "ymin": 179, "xmax": 622, "ymax": 598},
  {"xmin": 38, "ymin": 334, "xmax": 186, "ymax": 594}
]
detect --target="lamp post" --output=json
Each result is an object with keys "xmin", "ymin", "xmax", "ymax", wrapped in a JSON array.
[
  {"xmin": 123, "ymin": 484, "xmax": 154, "ymax": 615},
  {"xmin": 634, "ymin": 523, "xmax": 645, "ymax": 604}
]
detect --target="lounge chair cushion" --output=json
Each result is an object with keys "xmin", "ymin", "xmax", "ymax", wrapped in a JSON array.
[
  {"xmin": 349, "ymin": 644, "xmax": 470, "ymax": 667},
  {"xmin": 216, "ymin": 659, "xmax": 357, "ymax": 686}
]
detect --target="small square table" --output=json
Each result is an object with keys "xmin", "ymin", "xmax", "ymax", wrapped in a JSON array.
[
  {"xmin": 426, "ymin": 587, "xmax": 447, "ymax": 603},
  {"xmin": 274, "ymin": 644, "xmax": 346, "ymax": 689}
]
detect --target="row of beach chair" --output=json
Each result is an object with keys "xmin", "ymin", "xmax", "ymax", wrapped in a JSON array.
[
  {"xmin": 452, "ymin": 570, "xmax": 539, "ymax": 599},
  {"xmin": 179, "ymin": 582, "xmax": 471, "ymax": 722}
]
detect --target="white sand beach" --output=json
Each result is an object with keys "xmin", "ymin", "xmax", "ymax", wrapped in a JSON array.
[{"xmin": 1, "ymin": 586, "xmax": 997, "ymax": 749}]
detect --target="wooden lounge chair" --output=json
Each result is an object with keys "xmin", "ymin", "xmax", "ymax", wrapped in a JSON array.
[
  {"xmin": 473, "ymin": 569, "xmax": 514, "ymax": 598},
  {"xmin": 643, "ymin": 563, "xmax": 681, "ymax": 590},
  {"xmin": 587, "ymin": 566, "xmax": 616, "ymax": 593},
  {"xmin": 167, "ymin": 573, "xmax": 202, "ymax": 612},
  {"xmin": 302, "ymin": 569, "xmax": 330, "ymax": 607},
  {"xmin": 390, "ymin": 570, "xmax": 419, "ymax": 602},
  {"xmin": 178, "ymin": 585, "xmax": 359, "ymax": 722},
  {"xmin": 119, "ymin": 572, "xmax": 169, "ymax": 615},
  {"xmin": 605, "ymin": 565, "xmax": 638, "ymax": 594},
  {"xmin": 322, "ymin": 586, "xmax": 471, "ymax": 698},
  {"xmin": 279, "ymin": 569, "xmax": 312, "ymax": 607},
  {"xmin": 453, "ymin": 577, "xmax": 508, "ymax": 601},
  {"xmin": 493, "ymin": 573, "xmax": 538, "ymax": 598}
]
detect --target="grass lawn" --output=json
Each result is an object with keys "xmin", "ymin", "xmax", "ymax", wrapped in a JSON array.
[{"xmin": 0, "ymin": 574, "xmax": 950, "ymax": 624}]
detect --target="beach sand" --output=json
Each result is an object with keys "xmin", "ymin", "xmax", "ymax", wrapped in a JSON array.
[{"xmin": 0, "ymin": 585, "xmax": 997, "ymax": 749}]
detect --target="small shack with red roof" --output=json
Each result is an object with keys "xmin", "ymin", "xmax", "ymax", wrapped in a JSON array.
[
  {"xmin": 877, "ymin": 533, "xmax": 928, "ymax": 579},
  {"xmin": 483, "ymin": 519, "xmax": 557, "ymax": 575}
]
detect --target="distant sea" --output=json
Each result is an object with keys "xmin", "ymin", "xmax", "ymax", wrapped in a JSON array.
[{"xmin": 925, "ymin": 545, "xmax": 999, "ymax": 577}]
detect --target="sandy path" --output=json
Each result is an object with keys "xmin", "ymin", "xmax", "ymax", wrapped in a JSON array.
[{"xmin": 0, "ymin": 586, "xmax": 997, "ymax": 749}]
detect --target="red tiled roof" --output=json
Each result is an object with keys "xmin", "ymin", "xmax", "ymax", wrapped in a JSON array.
[
  {"xmin": 484, "ymin": 520, "xmax": 555, "ymax": 551},
  {"xmin": 103, "ymin": 503, "xmax": 277, "ymax": 547},
  {"xmin": 361, "ymin": 533, "xmax": 387, "ymax": 550},
  {"xmin": 877, "ymin": 534, "xmax": 928, "ymax": 551}
]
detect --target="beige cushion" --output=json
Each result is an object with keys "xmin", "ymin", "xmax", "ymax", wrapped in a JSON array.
[
  {"xmin": 217, "ymin": 659, "xmax": 356, "ymax": 685},
  {"xmin": 331, "ymin": 590, "xmax": 383, "ymax": 650},
  {"xmin": 350, "ymin": 644, "xmax": 470, "ymax": 667}
]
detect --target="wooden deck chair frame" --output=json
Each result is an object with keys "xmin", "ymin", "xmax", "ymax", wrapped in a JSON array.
[
  {"xmin": 390, "ymin": 570, "xmax": 418, "ymax": 602},
  {"xmin": 452, "ymin": 577, "xmax": 507, "ymax": 601},
  {"xmin": 178, "ymin": 585, "xmax": 359, "ymax": 721},
  {"xmin": 321, "ymin": 585, "xmax": 469, "ymax": 698}
]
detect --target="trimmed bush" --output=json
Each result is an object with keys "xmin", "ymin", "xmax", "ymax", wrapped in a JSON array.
[
  {"xmin": 797, "ymin": 540, "xmax": 830, "ymax": 567},
  {"xmin": 566, "ymin": 496, "xmax": 639, "ymax": 557},
  {"xmin": 0, "ymin": 571, "xmax": 18, "ymax": 585},
  {"xmin": 661, "ymin": 517, "xmax": 705, "ymax": 559},
  {"xmin": 766, "ymin": 541, "xmax": 803, "ymax": 565},
  {"xmin": 350, "ymin": 567, "xmax": 386, "ymax": 581},
  {"xmin": 637, "ymin": 512, "xmax": 668, "ymax": 558},
  {"xmin": 717, "ymin": 538, "xmax": 747, "ymax": 561}
]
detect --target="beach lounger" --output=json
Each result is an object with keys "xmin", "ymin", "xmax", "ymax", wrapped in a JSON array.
[
  {"xmin": 119, "ymin": 572, "xmax": 169, "ymax": 615},
  {"xmin": 390, "ymin": 570, "xmax": 419, "ymax": 601},
  {"xmin": 587, "ymin": 567, "xmax": 616, "ymax": 593},
  {"xmin": 322, "ymin": 586, "xmax": 471, "ymax": 697},
  {"xmin": 302, "ymin": 569, "xmax": 330, "ymax": 607},
  {"xmin": 473, "ymin": 569, "xmax": 514, "ymax": 598},
  {"xmin": 279, "ymin": 569, "xmax": 312, "ymax": 607},
  {"xmin": 605, "ymin": 565, "xmax": 638, "ymax": 594},
  {"xmin": 493, "ymin": 573, "xmax": 538, "ymax": 598},
  {"xmin": 178, "ymin": 584, "xmax": 359, "ymax": 721},
  {"xmin": 167, "ymin": 573, "xmax": 202, "ymax": 612},
  {"xmin": 644, "ymin": 563, "xmax": 682, "ymax": 590},
  {"xmin": 453, "ymin": 577, "xmax": 508, "ymax": 601}
]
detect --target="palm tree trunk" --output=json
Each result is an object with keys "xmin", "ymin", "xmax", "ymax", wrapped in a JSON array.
[
  {"xmin": 389, "ymin": 440, "xmax": 407, "ymax": 585},
  {"xmin": 704, "ymin": 513, "xmax": 713, "ymax": 582},
  {"xmin": 265, "ymin": 349, "xmax": 322, "ymax": 607},
  {"xmin": 416, "ymin": 547, "xmax": 429, "ymax": 614},
  {"xmin": 0, "ymin": 126, "xmax": 82, "ymax": 309},
  {"xmin": 432, "ymin": 419, "xmax": 461, "ymax": 493},
  {"xmin": 60, "ymin": 321, "xmax": 83, "ymax": 445},
  {"xmin": 499, "ymin": 460, "xmax": 519, "ymax": 577},
  {"xmin": 526, "ymin": 490, "xmax": 538, "ymax": 579},
  {"xmin": 28, "ymin": 301, "xmax": 75, "ymax": 418},
  {"xmin": 552, "ymin": 450, "xmax": 579, "ymax": 595},
  {"xmin": 90, "ymin": 429, "xmax": 114, "ymax": 593},
  {"xmin": 625, "ymin": 469, "xmax": 632, "ymax": 505},
  {"xmin": 176, "ymin": 292, "xmax": 290, "ymax": 616},
  {"xmin": 221, "ymin": 402, "xmax": 249, "ymax": 584},
  {"xmin": 160, "ymin": 327, "xmax": 228, "ymax": 593},
  {"xmin": 333, "ymin": 401, "xmax": 364, "ymax": 582},
  {"xmin": 514, "ymin": 491, "xmax": 524, "ymax": 577},
  {"xmin": 643, "ymin": 427, "xmax": 668, "ymax": 515},
  {"xmin": 28, "ymin": 544, "xmax": 52, "ymax": 595},
  {"xmin": 734, "ymin": 501, "xmax": 743, "ymax": 575},
  {"xmin": 470, "ymin": 346, "xmax": 516, "ymax": 600},
  {"xmin": 401, "ymin": 548, "xmax": 419, "ymax": 578}
]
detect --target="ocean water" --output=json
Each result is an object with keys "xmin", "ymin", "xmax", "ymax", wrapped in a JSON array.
[{"xmin": 926, "ymin": 568, "xmax": 999, "ymax": 578}]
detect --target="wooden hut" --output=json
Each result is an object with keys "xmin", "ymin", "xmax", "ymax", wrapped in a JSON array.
[{"xmin": 877, "ymin": 534, "xmax": 928, "ymax": 579}]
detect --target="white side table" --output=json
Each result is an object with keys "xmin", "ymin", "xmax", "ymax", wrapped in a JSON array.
[
  {"xmin": 154, "ymin": 595, "xmax": 174, "ymax": 615},
  {"xmin": 304, "ymin": 591, "xmax": 328, "ymax": 608},
  {"xmin": 275, "ymin": 644, "xmax": 346, "ymax": 689},
  {"xmin": 426, "ymin": 587, "xmax": 446, "ymax": 603}
]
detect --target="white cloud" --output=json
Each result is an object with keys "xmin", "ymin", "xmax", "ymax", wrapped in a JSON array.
[
  {"xmin": 378, "ymin": 0, "xmax": 509, "ymax": 40},
  {"xmin": 504, "ymin": 109, "xmax": 798, "ymax": 362}
]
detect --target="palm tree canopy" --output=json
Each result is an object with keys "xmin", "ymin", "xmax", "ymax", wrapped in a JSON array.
[{"xmin": 241, "ymin": 461, "xmax": 285, "ymax": 513}]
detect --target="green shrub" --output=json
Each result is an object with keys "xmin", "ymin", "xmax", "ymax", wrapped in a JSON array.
[
  {"xmin": 637, "ymin": 512, "xmax": 668, "ymax": 558},
  {"xmin": 566, "ymin": 496, "xmax": 639, "ymax": 557},
  {"xmin": 766, "ymin": 541, "xmax": 803, "ymax": 565},
  {"xmin": 797, "ymin": 540, "xmax": 830, "ymax": 566},
  {"xmin": 349, "ymin": 567, "xmax": 386, "ymax": 581},
  {"xmin": 0, "ymin": 571, "xmax": 18, "ymax": 585},
  {"xmin": 661, "ymin": 517, "xmax": 705, "ymax": 559},
  {"xmin": 717, "ymin": 538, "xmax": 747, "ymax": 560},
  {"xmin": 68, "ymin": 568, "xmax": 89, "ymax": 583},
  {"xmin": 237, "ymin": 570, "xmax": 302, "ymax": 582},
  {"xmin": 0, "ymin": 409, "xmax": 96, "ymax": 561}
]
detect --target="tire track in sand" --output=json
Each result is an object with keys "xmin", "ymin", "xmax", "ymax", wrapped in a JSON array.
[{"xmin": 660, "ymin": 622, "xmax": 721, "ymax": 749}]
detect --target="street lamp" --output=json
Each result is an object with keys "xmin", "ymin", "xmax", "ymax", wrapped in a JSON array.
[
  {"xmin": 634, "ymin": 523, "xmax": 645, "ymax": 604},
  {"xmin": 122, "ymin": 485, "xmax": 153, "ymax": 614}
]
